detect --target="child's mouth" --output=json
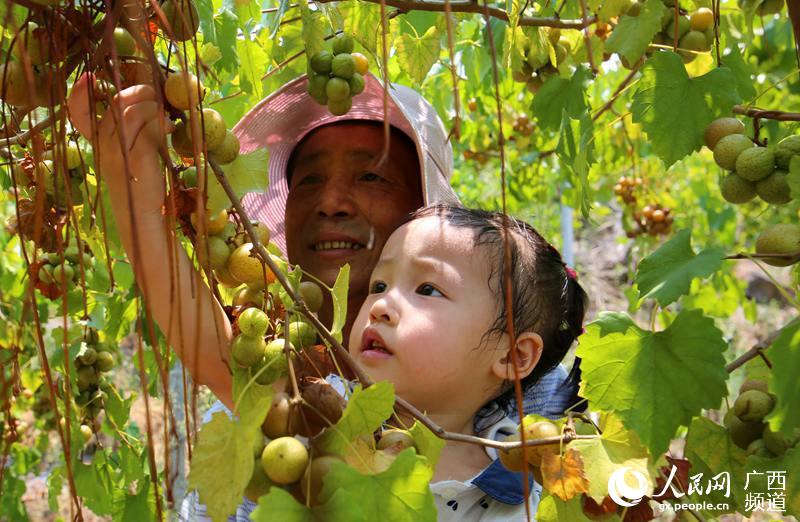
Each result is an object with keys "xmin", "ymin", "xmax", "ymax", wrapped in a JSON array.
[{"xmin": 360, "ymin": 328, "xmax": 393, "ymax": 360}]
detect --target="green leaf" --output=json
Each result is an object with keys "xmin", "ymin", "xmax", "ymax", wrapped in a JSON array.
[
  {"xmin": 340, "ymin": 0, "xmax": 382, "ymax": 54},
  {"xmin": 605, "ymin": 0, "xmax": 665, "ymax": 63},
  {"xmin": 394, "ymin": 26, "xmax": 441, "ymax": 84},
  {"xmin": 631, "ymin": 52, "xmax": 742, "ymax": 167},
  {"xmin": 635, "ymin": 229, "xmax": 725, "ymax": 306},
  {"xmin": 330, "ymin": 264, "xmax": 350, "ymax": 344},
  {"xmin": 236, "ymin": 37, "xmax": 268, "ymax": 99},
  {"xmin": 320, "ymin": 450, "xmax": 436, "ymax": 521},
  {"xmin": 766, "ymin": 320, "xmax": 800, "ymax": 438},
  {"xmin": 408, "ymin": 421, "xmax": 445, "ymax": 468},
  {"xmin": 570, "ymin": 412, "xmax": 653, "ymax": 502},
  {"xmin": 314, "ymin": 381, "xmax": 395, "ymax": 456},
  {"xmin": 301, "ymin": 7, "xmax": 328, "ymax": 59},
  {"xmin": 684, "ymin": 416, "xmax": 748, "ymax": 513},
  {"xmin": 252, "ymin": 485, "xmax": 363, "ymax": 521},
  {"xmin": 597, "ymin": 0, "xmax": 632, "ymax": 22},
  {"xmin": 74, "ymin": 453, "xmax": 115, "ymax": 515},
  {"xmin": 206, "ymin": 148, "xmax": 270, "ymax": 214},
  {"xmin": 556, "ymin": 111, "xmax": 595, "ymax": 217},
  {"xmin": 117, "ymin": 481, "xmax": 153, "ymax": 522},
  {"xmin": 187, "ymin": 411, "xmax": 258, "ymax": 522},
  {"xmin": 214, "ymin": 8, "xmax": 240, "ymax": 72},
  {"xmin": 104, "ymin": 385, "xmax": 135, "ymax": 428},
  {"xmin": 788, "ymin": 156, "xmax": 800, "ymax": 200},
  {"xmin": 532, "ymin": 66, "xmax": 591, "ymax": 132},
  {"xmin": 723, "ymin": 46, "xmax": 757, "ymax": 101},
  {"xmin": 576, "ymin": 310, "xmax": 728, "ymax": 456},
  {"xmin": 232, "ymin": 366, "xmax": 274, "ymax": 428}
]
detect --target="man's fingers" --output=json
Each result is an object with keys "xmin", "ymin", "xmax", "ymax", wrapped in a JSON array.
[
  {"xmin": 66, "ymin": 73, "xmax": 95, "ymax": 138},
  {"xmin": 104, "ymin": 100, "xmax": 166, "ymax": 152}
]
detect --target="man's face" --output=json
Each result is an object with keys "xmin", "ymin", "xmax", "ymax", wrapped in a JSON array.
[{"xmin": 285, "ymin": 122, "xmax": 423, "ymax": 301}]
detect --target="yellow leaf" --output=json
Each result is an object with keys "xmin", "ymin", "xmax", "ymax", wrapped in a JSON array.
[{"xmin": 540, "ymin": 448, "xmax": 590, "ymax": 501}]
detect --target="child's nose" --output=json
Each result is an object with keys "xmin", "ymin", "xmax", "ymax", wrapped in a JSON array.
[{"xmin": 369, "ymin": 296, "xmax": 398, "ymax": 325}]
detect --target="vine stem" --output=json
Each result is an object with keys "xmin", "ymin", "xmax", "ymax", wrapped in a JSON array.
[
  {"xmin": 314, "ymin": 0, "xmax": 595, "ymax": 27},
  {"xmin": 205, "ymin": 158, "xmax": 600, "ymax": 454},
  {"xmin": 592, "ymin": 58, "xmax": 643, "ymax": 121},
  {"xmin": 732, "ymin": 105, "xmax": 800, "ymax": 122},
  {"xmin": 725, "ymin": 328, "xmax": 784, "ymax": 373},
  {"xmin": 0, "ymin": 109, "xmax": 61, "ymax": 147}
]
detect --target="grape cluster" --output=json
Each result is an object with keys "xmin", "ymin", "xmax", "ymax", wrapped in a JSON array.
[
  {"xmin": 705, "ymin": 118, "xmax": 797, "ymax": 206},
  {"xmin": 512, "ymin": 115, "xmax": 533, "ymax": 137},
  {"xmin": 306, "ymin": 34, "xmax": 370, "ymax": 116},
  {"xmin": 737, "ymin": 0, "xmax": 785, "ymax": 15},
  {"xmin": 67, "ymin": 328, "xmax": 117, "ymax": 442},
  {"xmin": 614, "ymin": 4, "xmax": 715, "ymax": 66},
  {"xmin": 724, "ymin": 380, "xmax": 798, "ymax": 457},
  {"xmin": 631, "ymin": 204, "xmax": 674, "ymax": 237},
  {"xmin": 35, "ymin": 240, "xmax": 93, "ymax": 295},
  {"xmin": 167, "ymin": 72, "xmax": 241, "ymax": 166},
  {"xmin": 511, "ymin": 29, "xmax": 569, "ymax": 94},
  {"xmin": 247, "ymin": 387, "xmax": 420, "ymax": 505},
  {"xmin": 613, "ymin": 175, "xmax": 642, "ymax": 205}
]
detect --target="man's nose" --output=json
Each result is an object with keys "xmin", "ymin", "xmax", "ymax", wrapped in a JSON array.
[
  {"xmin": 369, "ymin": 294, "xmax": 398, "ymax": 325},
  {"xmin": 315, "ymin": 177, "xmax": 357, "ymax": 218}
]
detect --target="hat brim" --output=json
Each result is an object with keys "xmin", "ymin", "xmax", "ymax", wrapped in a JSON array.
[{"xmin": 233, "ymin": 73, "xmax": 458, "ymax": 253}]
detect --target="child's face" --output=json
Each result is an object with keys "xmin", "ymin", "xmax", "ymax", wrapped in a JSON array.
[{"xmin": 348, "ymin": 215, "xmax": 507, "ymax": 416}]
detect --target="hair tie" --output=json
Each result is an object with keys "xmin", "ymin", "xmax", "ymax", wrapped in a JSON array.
[{"xmin": 565, "ymin": 266, "xmax": 578, "ymax": 281}]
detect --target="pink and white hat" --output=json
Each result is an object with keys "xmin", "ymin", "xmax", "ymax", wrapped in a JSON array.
[{"xmin": 233, "ymin": 73, "xmax": 459, "ymax": 253}]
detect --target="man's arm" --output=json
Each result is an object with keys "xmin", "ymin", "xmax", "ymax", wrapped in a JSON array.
[{"xmin": 68, "ymin": 75, "xmax": 234, "ymax": 407}]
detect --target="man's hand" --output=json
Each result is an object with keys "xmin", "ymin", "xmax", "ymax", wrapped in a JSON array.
[{"xmin": 67, "ymin": 73, "xmax": 173, "ymax": 215}]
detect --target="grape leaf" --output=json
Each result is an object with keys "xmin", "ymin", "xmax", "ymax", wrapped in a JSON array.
[
  {"xmin": 236, "ymin": 37, "xmax": 268, "ymax": 99},
  {"xmin": 186, "ymin": 412, "xmax": 258, "ymax": 522},
  {"xmin": 570, "ymin": 412, "xmax": 653, "ymax": 503},
  {"xmin": 117, "ymin": 481, "xmax": 153, "ymax": 522},
  {"xmin": 576, "ymin": 310, "xmax": 728, "ymax": 457},
  {"xmin": 788, "ymin": 156, "xmax": 800, "ymax": 200},
  {"xmin": 766, "ymin": 319, "xmax": 800, "ymax": 438},
  {"xmin": 104, "ymin": 384, "xmax": 135, "ymax": 428},
  {"xmin": 340, "ymin": 0, "xmax": 382, "ymax": 53},
  {"xmin": 723, "ymin": 46, "xmax": 757, "ymax": 101},
  {"xmin": 394, "ymin": 25, "xmax": 441, "ymax": 84},
  {"xmin": 206, "ymin": 148, "xmax": 269, "ymax": 214},
  {"xmin": 532, "ymin": 66, "xmax": 591, "ymax": 132},
  {"xmin": 409, "ymin": 421, "xmax": 445, "ymax": 468},
  {"xmin": 540, "ymin": 449, "xmax": 590, "ymax": 501},
  {"xmin": 301, "ymin": 7, "xmax": 328, "ymax": 59},
  {"xmin": 635, "ymin": 229, "xmax": 725, "ymax": 307},
  {"xmin": 232, "ymin": 366, "xmax": 274, "ymax": 428},
  {"xmin": 684, "ymin": 416, "xmax": 748, "ymax": 513},
  {"xmin": 251, "ymin": 487, "xmax": 362, "ymax": 521},
  {"xmin": 343, "ymin": 437, "xmax": 399, "ymax": 474},
  {"xmin": 597, "ymin": 0, "xmax": 632, "ymax": 22},
  {"xmin": 330, "ymin": 264, "xmax": 349, "ymax": 343},
  {"xmin": 314, "ymin": 381, "xmax": 395, "ymax": 456},
  {"xmin": 631, "ymin": 52, "xmax": 742, "ymax": 167},
  {"xmin": 605, "ymin": 0, "xmax": 665, "ymax": 64},
  {"xmin": 73, "ymin": 452, "xmax": 114, "ymax": 515},
  {"xmin": 320, "ymin": 449, "xmax": 436, "ymax": 521}
]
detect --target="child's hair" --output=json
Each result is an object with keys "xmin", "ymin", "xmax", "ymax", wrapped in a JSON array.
[{"xmin": 410, "ymin": 205, "xmax": 589, "ymax": 422}]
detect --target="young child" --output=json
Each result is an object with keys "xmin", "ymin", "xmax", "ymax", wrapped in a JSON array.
[
  {"xmin": 182, "ymin": 204, "xmax": 587, "ymax": 521},
  {"xmin": 346, "ymin": 204, "xmax": 588, "ymax": 520}
]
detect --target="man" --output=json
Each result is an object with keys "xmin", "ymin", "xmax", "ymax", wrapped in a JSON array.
[{"xmin": 67, "ymin": 73, "xmax": 577, "ymax": 416}]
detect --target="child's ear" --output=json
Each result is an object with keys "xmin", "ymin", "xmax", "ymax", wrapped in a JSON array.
[{"xmin": 492, "ymin": 332, "xmax": 543, "ymax": 381}]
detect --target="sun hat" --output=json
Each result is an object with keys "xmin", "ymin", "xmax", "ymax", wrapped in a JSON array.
[{"xmin": 233, "ymin": 72, "xmax": 459, "ymax": 253}]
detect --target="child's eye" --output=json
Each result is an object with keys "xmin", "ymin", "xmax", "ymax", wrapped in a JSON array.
[
  {"xmin": 370, "ymin": 281, "xmax": 387, "ymax": 294},
  {"xmin": 416, "ymin": 283, "xmax": 444, "ymax": 297}
]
